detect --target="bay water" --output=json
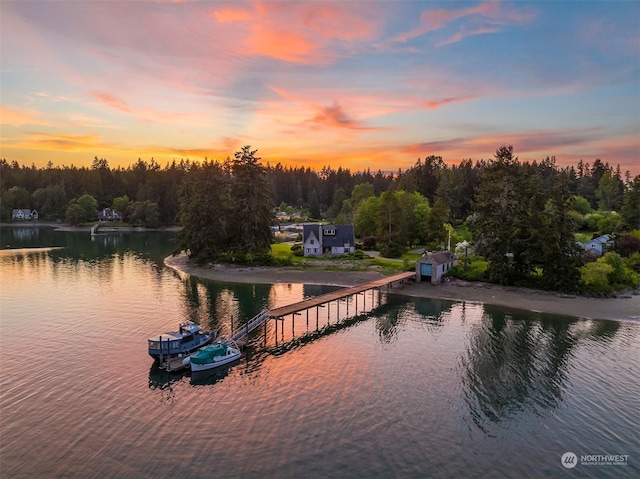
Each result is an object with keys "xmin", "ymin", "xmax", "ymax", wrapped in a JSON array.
[{"xmin": 0, "ymin": 226, "xmax": 638, "ymax": 478}]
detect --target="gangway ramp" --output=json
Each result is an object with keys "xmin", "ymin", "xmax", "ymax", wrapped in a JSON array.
[
  {"xmin": 230, "ymin": 309, "xmax": 270, "ymax": 342},
  {"xmin": 269, "ymin": 271, "xmax": 414, "ymax": 319}
]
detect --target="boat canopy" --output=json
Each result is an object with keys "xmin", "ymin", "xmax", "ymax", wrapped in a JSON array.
[
  {"xmin": 190, "ymin": 343, "xmax": 228, "ymax": 365},
  {"xmin": 179, "ymin": 321, "xmax": 202, "ymax": 334}
]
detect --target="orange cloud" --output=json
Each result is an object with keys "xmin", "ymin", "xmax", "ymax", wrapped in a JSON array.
[
  {"xmin": 23, "ymin": 132, "xmax": 103, "ymax": 151},
  {"xmin": 0, "ymin": 106, "xmax": 46, "ymax": 127},
  {"xmin": 213, "ymin": 1, "xmax": 379, "ymax": 64},
  {"xmin": 249, "ymin": 29, "xmax": 315, "ymax": 63},
  {"xmin": 213, "ymin": 7, "xmax": 252, "ymax": 23}
]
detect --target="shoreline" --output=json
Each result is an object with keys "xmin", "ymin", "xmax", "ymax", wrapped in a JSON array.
[
  {"xmin": 164, "ymin": 253, "xmax": 640, "ymax": 322},
  {"xmin": 1, "ymin": 221, "xmax": 180, "ymax": 232}
]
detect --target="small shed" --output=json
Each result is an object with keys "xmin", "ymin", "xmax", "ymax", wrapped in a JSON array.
[{"xmin": 416, "ymin": 251, "xmax": 457, "ymax": 284}]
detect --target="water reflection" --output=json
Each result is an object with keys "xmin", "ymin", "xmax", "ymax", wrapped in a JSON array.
[
  {"xmin": 148, "ymin": 365, "xmax": 185, "ymax": 404},
  {"xmin": 460, "ymin": 305, "xmax": 621, "ymax": 432},
  {"xmin": 190, "ymin": 360, "xmax": 240, "ymax": 386},
  {"xmin": 0, "ymin": 226, "xmax": 178, "ymax": 268}
]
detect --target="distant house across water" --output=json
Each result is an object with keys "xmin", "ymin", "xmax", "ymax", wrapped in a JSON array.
[
  {"xmin": 302, "ymin": 223, "xmax": 355, "ymax": 257},
  {"xmin": 579, "ymin": 234, "xmax": 611, "ymax": 257},
  {"xmin": 98, "ymin": 208, "xmax": 122, "ymax": 222},
  {"xmin": 11, "ymin": 209, "xmax": 38, "ymax": 220}
]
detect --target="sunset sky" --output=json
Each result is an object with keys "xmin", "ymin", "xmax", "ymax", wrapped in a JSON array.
[{"xmin": 1, "ymin": 1, "xmax": 639, "ymax": 175}]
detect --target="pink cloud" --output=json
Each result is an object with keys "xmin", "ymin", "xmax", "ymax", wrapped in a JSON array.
[
  {"xmin": 436, "ymin": 26, "xmax": 500, "ymax": 47},
  {"xmin": 424, "ymin": 95, "xmax": 477, "ymax": 109},
  {"xmin": 395, "ymin": 1, "xmax": 536, "ymax": 45},
  {"xmin": 90, "ymin": 91, "xmax": 132, "ymax": 114}
]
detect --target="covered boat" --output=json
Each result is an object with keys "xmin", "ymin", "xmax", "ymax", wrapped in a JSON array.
[
  {"xmin": 182, "ymin": 341, "xmax": 241, "ymax": 372},
  {"xmin": 148, "ymin": 321, "xmax": 215, "ymax": 360}
]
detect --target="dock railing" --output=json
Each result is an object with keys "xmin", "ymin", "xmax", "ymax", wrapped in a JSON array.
[{"xmin": 230, "ymin": 309, "xmax": 271, "ymax": 342}]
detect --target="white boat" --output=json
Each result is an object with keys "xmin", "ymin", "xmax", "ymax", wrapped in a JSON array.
[{"xmin": 182, "ymin": 340, "xmax": 241, "ymax": 372}]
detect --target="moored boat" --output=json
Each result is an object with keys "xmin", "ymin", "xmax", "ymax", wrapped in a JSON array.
[
  {"xmin": 148, "ymin": 321, "xmax": 215, "ymax": 360},
  {"xmin": 182, "ymin": 340, "xmax": 241, "ymax": 372}
]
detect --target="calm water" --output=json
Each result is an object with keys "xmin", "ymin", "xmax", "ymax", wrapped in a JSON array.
[{"xmin": 0, "ymin": 226, "xmax": 638, "ymax": 479}]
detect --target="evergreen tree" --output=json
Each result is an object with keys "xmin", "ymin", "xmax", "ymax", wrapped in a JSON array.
[
  {"xmin": 227, "ymin": 146, "xmax": 274, "ymax": 260},
  {"xmin": 309, "ymin": 189, "xmax": 321, "ymax": 219},
  {"xmin": 621, "ymin": 175, "xmax": 640, "ymax": 230},
  {"xmin": 377, "ymin": 190, "xmax": 404, "ymax": 257},
  {"xmin": 539, "ymin": 174, "xmax": 583, "ymax": 291},
  {"xmin": 178, "ymin": 161, "xmax": 231, "ymax": 263},
  {"xmin": 473, "ymin": 146, "xmax": 531, "ymax": 284}
]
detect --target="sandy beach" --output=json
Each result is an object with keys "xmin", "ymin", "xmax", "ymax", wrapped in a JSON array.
[{"xmin": 165, "ymin": 254, "xmax": 640, "ymax": 322}]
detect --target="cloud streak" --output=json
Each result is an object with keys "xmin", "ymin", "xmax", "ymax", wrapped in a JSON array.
[{"xmin": 395, "ymin": 1, "xmax": 536, "ymax": 45}]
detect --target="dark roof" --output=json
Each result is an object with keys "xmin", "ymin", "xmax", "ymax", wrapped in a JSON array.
[{"xmin": 303, "ymin": 223, "xmax": 355, "ymax": 247}]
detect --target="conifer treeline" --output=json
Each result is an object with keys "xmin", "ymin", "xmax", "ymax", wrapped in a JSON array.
[{"xmin": 1, "ymin": 152, "xmax": 636, "ymax": 226}]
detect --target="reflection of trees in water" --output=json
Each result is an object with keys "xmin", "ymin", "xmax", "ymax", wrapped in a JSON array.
[
  {"xmin": 376, "ymin": 295, "xmax": 456, "ymax": 340},
  {"xmin": 461, "ymin": 306, "xmax": 621, "ymax": 431},
  {"xmin": 178, "ymin": 275, "xmax": 273, "ymax": 335}
]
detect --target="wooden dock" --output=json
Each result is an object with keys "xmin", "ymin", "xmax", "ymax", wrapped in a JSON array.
[
  {"xmin": 157, "ymin": 271, "xmax": 414, "ymax": 362},
  {"xmin": 269, "ymin": 271, "xmax": 414, "ymax": 319},
  {"xmin": 161, "ymin": 355, "xmax": 188, "ymax": 372}
]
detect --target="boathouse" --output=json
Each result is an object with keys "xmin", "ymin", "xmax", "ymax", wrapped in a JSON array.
[{"xmin": 415, "ymin": 251, "xmax": 457, "ymax": 284}]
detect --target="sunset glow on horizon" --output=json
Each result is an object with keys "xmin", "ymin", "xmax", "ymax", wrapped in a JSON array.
[{"xmin": 1, "ymin": 1, "xmax": 638, "ymax": 175}]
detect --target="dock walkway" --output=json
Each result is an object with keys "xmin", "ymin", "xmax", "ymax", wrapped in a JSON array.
[
  {"xmin": 269, "ymin": 271, "xmax": 414, "ymax": 318},
  {"xmin": 158, "ymin": 271, "xmax": 414, "ymax": 367}
]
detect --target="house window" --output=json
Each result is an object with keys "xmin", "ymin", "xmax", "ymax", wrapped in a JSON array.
[
  {"xmin": 323, "ymin": 228, "xmax": 336, "ymax": 235},
  {"xmin": 310, "ymin": 239, "xmax": 315, "ymax": 244}
]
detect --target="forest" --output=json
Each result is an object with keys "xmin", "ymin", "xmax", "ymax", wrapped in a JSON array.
[{"xmin": 2, "ymin": 145, "xmax": 639, "ymax": 293}]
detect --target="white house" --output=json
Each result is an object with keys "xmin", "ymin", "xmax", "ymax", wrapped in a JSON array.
[
  {"xmin": 415, "ymin": 251, "xmax": 458, "ymax": 284},
  {"xmin": 302, "ymin": 224, "xmax": 356, "ymax": 257},
  {"xmin": 11, "ymin": 209, "xmax": 38, "ymax": 220},
  {"xmin": 98, "ymin": 208, "xmax": 122, "ymax": 221}
]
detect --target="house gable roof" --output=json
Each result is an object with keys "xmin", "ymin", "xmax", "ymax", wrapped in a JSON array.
[{"xmin": 302, "ymin": 223, "xmax": 355, "ymax": 247}]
